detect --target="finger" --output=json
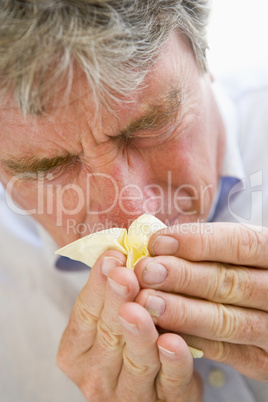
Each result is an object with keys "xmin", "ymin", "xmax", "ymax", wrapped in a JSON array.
[
  {"xmin": 88, "ymin": 267, "xmax": 140, "ymax": 391},
  {"xmin": 135, "ymin": 256, "xmax": 268, "ymax": 311},
  {"xmin": 180, "ymin": 334, "xmax": 268, "ymax": 382},
  {"xmin": 135, "ymin": 289, "xmax": 268, "ymax": 350},
  {"xmin": 148, "ymin": 222, "xmax": 268, "ymax": 268},
  {"xmin": 157, "ymin": 333, "xmax": 203, "ymax": 402},
  {"xmin": 117, "ymin": 302, "xmax": 160, "ymax": 400},
  {"xmin": 57, "ymin": 251, "xmax": 126, "ymax": 363}
]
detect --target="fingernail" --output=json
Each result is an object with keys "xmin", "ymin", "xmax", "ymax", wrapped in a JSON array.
[
  {"xmin": 143, "ymin": 262, "xmax": 167, "ymax": 284},
  {"xmin": 102, "ymin": 257, "xmax": 123, "ymax": 276},
  {"xmin": 158, "ymin": 345, "xmax": 176, "ymax": 358},
  {"xmin": 108, "ymin": 277, "xmax": 128, "ymax": 297},
  {"xmin": 152, "ymin": 236, "xmax": 179, "ymax": 255},
  {"xmin": 119, "ymin": 316, "xmax": 139, "ymax": 334},
  {"xmin": 146, "ymin": 295, "xmax": 166, "ymax": 317}
]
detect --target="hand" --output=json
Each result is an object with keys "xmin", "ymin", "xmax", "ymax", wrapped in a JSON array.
[
  {"xmin": 56, "ymin": 250, "xmax": 202, "ymax": 401},
  {"xmin": 134, "ymin": 222, "xmax": 268, "ymax": 382}
]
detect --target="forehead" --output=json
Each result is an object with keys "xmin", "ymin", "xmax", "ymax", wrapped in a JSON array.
[{"xmin": 0, "ymin": 32, "xmax": 198, "ymax": 156}]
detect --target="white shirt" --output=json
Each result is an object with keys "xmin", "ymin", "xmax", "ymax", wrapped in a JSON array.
[{"xmin": 1, "ymin": 67, "xmax": 268, "ymax": 401}]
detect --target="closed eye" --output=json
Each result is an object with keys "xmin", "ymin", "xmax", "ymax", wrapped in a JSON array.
[{"xmin": 115, "ymin": 117, "xmax": 183, "ymax": 150}]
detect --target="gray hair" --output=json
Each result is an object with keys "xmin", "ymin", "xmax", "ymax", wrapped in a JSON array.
[{"xmin": 0, "ymin": 0, "xmax": 211, "ymax": 115}]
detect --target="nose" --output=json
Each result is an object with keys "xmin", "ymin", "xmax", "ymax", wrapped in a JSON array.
[{"xmin": 94, "ymin": 153, "xmax": 159, "ymax": 228}]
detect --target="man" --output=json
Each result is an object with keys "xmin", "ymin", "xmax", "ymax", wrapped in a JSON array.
[{"xmin": 0, "ymin": 1, "xmax": 268, "ymax": 401}]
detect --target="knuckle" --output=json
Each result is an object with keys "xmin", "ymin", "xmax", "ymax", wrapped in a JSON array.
[
  {"xmin": 173, "ymin": 297, "xmax": 188, "ymax": 328},
  {"xmin": 80, "ymin": 375, "xmax": 109, "ymax": 402},
  {"xmin": 56, "ymin": 347, "xmax": 69, "ymax": 373},
  {"xmin": 157, "ymin": 370, "xmax": 193, "ymax": 402},
  {"xmin": 214, "ymin": 304, "xmax": 239, "ymax": 340},
  {"xmin": 123, "ymin": 346, "xmax": 159, "ymax": 377},
  {"xmin": 81, "ymin": 384, "xmax": 96, "ymax": 402},
  {"xmin": 97, "ymin": 317, "xmax": 123, "ymax": 350},
  {"xmin": 173, "ymin": 297, "xmax": 187, "ymax": 328},
  {"xmin": 196, "ymin": 232, "xmax": 212, "ymax": 260},
  {"xmin": 171, "ymin": 258, "xmax": 192, "ymax": 293},
  {"xmin": 236, "ymin": 226, "xmax": 264, "ymax": 264},
  {"xmin": 217, "ymin": 265, "xmax": 244, "ymax": 302},
  {"xmin": 56, "ymin": 339, "xmax": 78, "ymax": 380},
  {"xmin": 160, "ymin": 370, "xmax": 190, "ymax": 389},
  {"xmin": 165, "ymin": 295, "xmax": 188, "ymax": 329},
  {"xmin": 209, "ymin": 340, "xmax": 228, "ymax": 363},
  {"xmin": 72, "ymin": 297, "xmax": 99, "ymax": 332},
  {"xmin": 56, "ymin": 327, "xmax": 79, "ymax": 375}
]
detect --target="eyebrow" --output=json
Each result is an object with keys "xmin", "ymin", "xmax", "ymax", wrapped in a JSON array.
[
  {"xmin": 118, "ymin": 88, "xmax": 183, "ymax": 140},
  {"xmin": 1, "ymin": 87, "xmax": 183, "ymax": 179},
  {"xmin": 1, "ymin": 153, "xmax": 78, "ymax": 180}
]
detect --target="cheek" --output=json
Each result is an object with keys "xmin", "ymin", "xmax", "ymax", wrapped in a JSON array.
[
  {"xmin": 1, "ymin": 174, "xmax": 37, "ymax": 210},
  {"xmin": 149, "ymin": 130, "xmax": 218, "ymax": 215},
  {"xmin": 180, "ymin": 116, "xmax": 219, "ymax": 179},
  {"xmin": 2, "ymin": 175, "xmax": 84, "ymax": 224},
  {"xmin": 3, "ymin": 177, "xmax": 92, "ymax": 245},
  {"xmin": 153, "ymin": 135, "xmax": 199, "ymax": 183}
]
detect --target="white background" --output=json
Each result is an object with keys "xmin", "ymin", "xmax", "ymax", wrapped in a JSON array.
[{"xmin": 207, "ymin": 0, "xmax": 268, "ymax": 75}]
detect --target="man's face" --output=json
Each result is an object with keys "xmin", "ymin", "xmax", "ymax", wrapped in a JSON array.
[{"xmin": 0, "ymin": 32, "xmax": 225, "ymax": 247}]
